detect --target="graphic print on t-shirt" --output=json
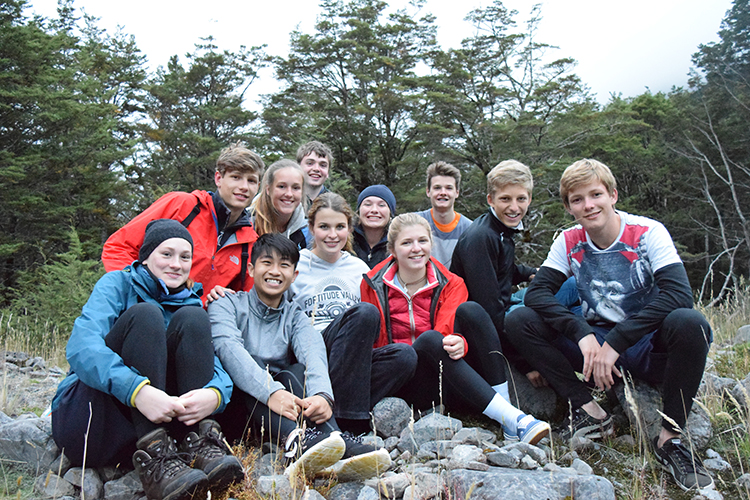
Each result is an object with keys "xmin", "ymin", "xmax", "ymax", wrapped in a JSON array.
[
  {"xmin": 565, "ymin": 224, "xmax": 658, "ymax": 325},
  {"xmin": 301, "ymin": 277, "xmax": 360, "ymax": 330}
]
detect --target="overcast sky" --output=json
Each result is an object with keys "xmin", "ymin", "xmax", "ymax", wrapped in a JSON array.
[{"xmin": 28, "ymin": 0, "xmax": 733, "ymax": 105}]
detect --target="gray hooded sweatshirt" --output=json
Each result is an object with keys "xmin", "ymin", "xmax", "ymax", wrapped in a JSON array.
[{"xmin": 208, "ymin": 287, "xmax": 332, "ymax": 404}]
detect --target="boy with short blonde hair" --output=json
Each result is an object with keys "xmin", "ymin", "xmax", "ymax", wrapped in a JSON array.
[
  {"xmin": 451, "ymin": 159, "xmax": 538, "ymax": 385},
  {"xmin": 506, "ymin": 158, "xmax": 714, "ymax": 492}
]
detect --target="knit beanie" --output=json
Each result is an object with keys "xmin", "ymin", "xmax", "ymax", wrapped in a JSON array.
[
  {"xmin": 356, "ymin": 185, "xmax": 397, "ymax": 217},
  {"xmin": 139, "ymin": 219, "xmax": 194, "ymax": 262}
]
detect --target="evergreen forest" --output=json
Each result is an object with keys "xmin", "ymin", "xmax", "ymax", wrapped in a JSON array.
[{"xmin": 2, "ymin": 0, "xmax": 749, "ymax": 331}]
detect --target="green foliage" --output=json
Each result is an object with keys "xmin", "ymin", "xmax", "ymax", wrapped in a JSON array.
[
  {"xmin": 9, "ymin": 229, "xmax": 104, "ymax": 341},
  {"xmin": 135, "ymin": 38, "xmax": 267, "ymax": 204}
]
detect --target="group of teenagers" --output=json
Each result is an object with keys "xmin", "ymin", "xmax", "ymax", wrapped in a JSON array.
[{"xmin": 50, "ymin": 140, "xmax": 716, "ymax": 500}]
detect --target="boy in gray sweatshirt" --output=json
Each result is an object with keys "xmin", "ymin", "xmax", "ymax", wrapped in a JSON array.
[{"xmin": 209, "ymin": 234, "xmax": 388, "ymax": 481}]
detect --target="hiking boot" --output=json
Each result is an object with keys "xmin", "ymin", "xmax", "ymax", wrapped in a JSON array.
[
  {"xmin": 283, "ymin": 428, "xmax": 345, "ymax": 479},
  {"xmin": 503, "ymin": 415, "xmax": 550, "ymax": 445},
  {"xmin": 558, "ymin": 407, "xmax": 614, "ymax": 441},
  {"xmin": 132, "ymin": 428, "xmax": 208, "ymax": 500},
  {"xmin": 181, "ymin": 419, "xmax": 244, "ymax": 494},
  {"xmin": 318, "ymin": 432, "xmax": 391, "ymax": 482},
  {"xmin": 653, "ymin": 437, "xmax": 715, "ymax": 491}
]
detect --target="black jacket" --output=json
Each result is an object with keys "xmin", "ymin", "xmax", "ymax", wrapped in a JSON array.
[
  {"xmin": 451, "ymin": 211, "xmax": 535, "ymax": 335},
  {"xmin": 353, "ymin": 225, "xmax": 389, "ymax": 269}
]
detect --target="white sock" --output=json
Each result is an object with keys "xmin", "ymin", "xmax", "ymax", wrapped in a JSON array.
[
  {"xmin": 493, "ymin": 382, "xmax": 510, "ymax": 402},
  {"xmin": 482, "ymin": 393, "xmax": 524, "ymax": 433}
]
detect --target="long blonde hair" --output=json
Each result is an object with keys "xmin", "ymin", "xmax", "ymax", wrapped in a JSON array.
[
  {"xmin": 307, "ymin": 192, "xmax": 356, "ymax": 254},
  {"xmin": 252, "ymin": 159, "xmax": 304, "ymax": 236}
]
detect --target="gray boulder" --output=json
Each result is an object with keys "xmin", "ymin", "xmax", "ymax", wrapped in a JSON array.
[
  {"xmin": 328, "ymin": 482, "xmax": 366, "ymax": 500},
  {"xmin": 451, "ymin": 427, "xmax": 497, "ymax": 446},
  {"xmin": 614, "ymin": 379, "xmax": 713, "ymax": 448},
  {"xmin": 398, "ymin": 413, "xmax": 462, "ymax": 454},
  {"xmin": 373, "ymin": 397, "xmax": 412, "ymax": 438},
  {"xmin": 731, "ymin": 373, "xmax": 750, "ymax": 409},
  {"xmin": 103, "ymin": 470, "xmax": 143, "ymax": 500},
  {"xmin": 34, "ymin": 472, "xmax": 75, "ymax": 499},
  {"xmin": 507, "ymin": 366, "xmax": 567, "ymax": 421},
  {"xmin": 256, "ymin": 474, "xmax": 293, "ymax": 499},
  {"xmin": 734, "ymin": 325, "xmax": 750, "ymax": 345},
  {"xmin": 448, "ymin": 468, "xmax": 615, "ymax": 500},
  {"xmin": 0, "ymin": 415, "xmax": 58, "ymax": 471},
  {"xmin": 64, "ymin": 467, "xmax": 104, "ymax": 499},
  {"xmin": 699, "ymin": 372, "xmax": 737, "ymax": 397}
]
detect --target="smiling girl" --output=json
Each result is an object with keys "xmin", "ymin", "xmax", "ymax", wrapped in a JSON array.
[
  {"xmin": 361, "ymin": 213, "xmax": 550, "ymax": 444},
  {"xmin": 291, "ymin": 193, "xmax": 417, "ymax": 436},
  {"xmin": 352, "ymin": 185, "xmax": 397, "ymax": 268},
  {"xmin": 252, "ymin": 159, "xmax": 307, "ymax": 249},
  {"xmin": 51, "ymin": 219, "xmax": 241, "ymax": 500}
]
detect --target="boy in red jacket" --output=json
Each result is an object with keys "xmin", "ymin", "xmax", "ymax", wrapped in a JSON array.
[{"xmin": 102, "ymin": 143, "xmax": 264, "ymax": 305}]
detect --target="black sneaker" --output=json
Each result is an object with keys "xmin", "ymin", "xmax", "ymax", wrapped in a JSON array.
[
  {"xmin": 133, "ymin": 428, "xmax": 208, "ymax": 500},
  {"xmin": 558, "ymin": 407, "xmax": 614, "ymax": 441},
  {"xmin": 180, "ymin": 420, "xmax": 244, "ymax": 494},
  {"xmin": 653, "ymin": 437, "xmax": 715, "ymax": 491},
  {"xmin": 283, "ymin": 428, "xmax": 345, "ymax": 479},
  {"xmin": 318, "ymin": 432, "xmax": 391, "ymax": 482}
]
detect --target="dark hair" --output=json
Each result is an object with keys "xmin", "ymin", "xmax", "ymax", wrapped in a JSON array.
[
  {"xmin": 426, "ymin": 161, "xmax": 461, "ymax": 190},
  {"xmin": 250, "ymin": 233, "xmax": 300, "ymax": 268},
  {"xmin": 296, "ymin": 140, "xmax": 333, "ymax": 167}
]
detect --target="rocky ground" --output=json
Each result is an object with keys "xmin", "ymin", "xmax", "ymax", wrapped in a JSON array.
[{"xmin": 1, "ymin": 349, "xmax": 750, "ymax": 500}]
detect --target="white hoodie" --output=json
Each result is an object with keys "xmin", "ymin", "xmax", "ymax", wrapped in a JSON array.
[{"xmin": 291, "ymin": 249, "xmax": 370, "ymax": 332}]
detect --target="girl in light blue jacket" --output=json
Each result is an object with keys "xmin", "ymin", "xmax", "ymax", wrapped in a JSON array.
[{"xmin": 51, "ymin": 219, "xmax": 239, "ymax": 500}]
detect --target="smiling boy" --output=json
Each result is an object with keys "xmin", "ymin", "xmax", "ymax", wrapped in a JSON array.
[
  {"xmin": 505, "ymin": 159, "xmax": 713, "ymax": 492},
  {"xmin": 417, "ymin": 161, "xmax": 472, "ymax": 268},
  {"xmin": 102, "ymin": 143, "xmax": 264, "ymax": 305},
  {"xmin": 209, "ymin": 233, "xmax": 388, "ymax": 481},
  {"xmin": 297, "ymin": 141, "xmax": 333, "ymax": 206},
  {"xmin": 451, "ymin": 160, "xmax": 538, "ymax": 380}
]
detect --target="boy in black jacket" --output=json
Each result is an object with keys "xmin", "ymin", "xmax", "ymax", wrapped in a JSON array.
[
  {"xmin": 505, "ymin": 159, "xmax": 713, "ymax": 492},
  {"xmin": 451, "ymin": 160, "xmax": 541, "ymax": 393}
]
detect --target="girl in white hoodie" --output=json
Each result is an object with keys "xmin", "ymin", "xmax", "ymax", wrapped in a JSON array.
[{"xmin": 291, "ymin": 192, "xmax": 417, "ymax": 435}]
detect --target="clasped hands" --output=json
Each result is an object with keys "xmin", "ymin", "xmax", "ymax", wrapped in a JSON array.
[
  {"xmin": 578, "ymin": 334, "xmax": 622, "ymax": 391},
  {"xmin": 134, "ymin": 385, "xmax": 219, "ymax": 427},
  {"xmin": 267, "ymin": 390, "xmax": 332, "ymax": 424}
]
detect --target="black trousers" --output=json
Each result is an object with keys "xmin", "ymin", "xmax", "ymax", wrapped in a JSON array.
[
  {"xmin": 397, "ymin": 302, "xmax": 506, "ymax": 414},
  {"xmin": 506, "ymin": 306, "xmax": 712, "ymax": 432},
  {"xmin": 52, "ymin": 303, "xmax": 214, "ymax": 466}
]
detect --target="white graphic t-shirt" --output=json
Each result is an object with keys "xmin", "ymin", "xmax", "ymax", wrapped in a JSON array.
[
  {"xmin": 291, "ymin": 249, "xmax": 370, "ymax": 332},
  {"xmin": 542, "ymin": 211, "xmax": 682, "ymax": 325}
]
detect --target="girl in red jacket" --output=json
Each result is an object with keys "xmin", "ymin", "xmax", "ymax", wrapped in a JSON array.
[{"xmin": 361, "ymin": 213, "xmax": 550, "ymax": 444}]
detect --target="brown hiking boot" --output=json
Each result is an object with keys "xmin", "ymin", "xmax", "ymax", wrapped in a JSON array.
[
  {"xmin": 133, "ymin": 428, "xmax": 208, "ymax": 500},
  {"xmin": 181, "ymin": 419, "xmax": 244, "ymax": 493}
]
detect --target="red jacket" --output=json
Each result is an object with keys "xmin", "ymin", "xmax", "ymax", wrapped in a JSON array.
[
  {"xmin": 102, "ymin": 190, "xmax": 258, "ymax": 305},
  {"xmin": 360, "ymin": 256, "xmax": 469, "ymax": 349}
]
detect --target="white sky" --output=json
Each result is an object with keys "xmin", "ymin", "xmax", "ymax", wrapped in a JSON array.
[{"xmin": 28, "ymin": 0, "xmax": 732, "ymax": 105}]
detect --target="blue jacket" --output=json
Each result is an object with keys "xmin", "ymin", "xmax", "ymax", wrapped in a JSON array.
[{"xmin": 52, "ymin": 262, "xmax": 233, "ymax": 412}]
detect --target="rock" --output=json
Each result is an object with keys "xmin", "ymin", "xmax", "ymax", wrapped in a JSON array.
[
  {"xmin": 703, "ymin": 457, "xmax": 732, "ymax": 471},
  {"xmin": 543, "ymin": 463, "xmax": 562, "ymax": 472},
  {"xmin": 614, "ymin": 434, "xmax": 636, "ymax": 448},
  {"xmin": 398, "ymin": 413, "xmax": 462, "ymax": 454},
  {"xmin": 699, "ymin": 373, "xmax": 736, "ymax": 397},
  {"xmin": 736, "ymin": 472, "xmax": 750, "ymax": 489},
  {"xmin": 571, "ymin": 458, "xmax": 593, "ymax": 475},
  {"xmin": 448, "ymin": 468, "xmax": 615, "ymax": 500},
  {"xmin": 48, "ymin": 451, "xmax": 72, "ymax": 477},
  {"xmin": 614, "ymin": 379, "xmax": 713, "ymax": 448},
  {"xmin": 0, "ymin": 416, "xmax": 58, "ymax": 470},
  {"xmin": 103, "ymin": 470, "xmax": 143, "ymax": 500},
  {"xmin": 253, "ymin": 451, "xmax": 284, "ymax": 479},
  {"xmin": 383, "ymin": 436, "xmax": 399, "ymax": 451},
  {"xmin": 731, "ymin": 374, "xmax": 750, "ymax": 409},
  {"xmin": 329, "ymin": 482, "xmax": 366, "ymax": 500},
  {"xmin": 451, "ymin": 427, "xmax": 497, "ymax": 446},
  {"xmin": 418, "ymin": 439, "xmax": 456, "ymax": 458},
  {"xmin": 375, "ymin": 473, "xmax": 410, "ymax": 499},
  {"xmin": 64, "ymin": 467, "xmax": 104, "ymax": 499},
  {"xmin": 449, "ymin": 444, "xmax": 485, "ymax": 465},
  {"xmin": 256, "ymin": 475, "xmax": 293, "ymax": 499},
  {"xmin": 502, "ymin": 442, "xmax": 548, "ymax": 465},
  {"xmin": 693, "ymin": 489, "xmax": 724, "ymax": 500},
  {"xmin": 34, "ymin": 472, "xmax": 75, "ymax": 499},
  {"xmin": 734, "ymin": 325, "xmax": 750, "ymax": 345},
  {"xmin": 507, "ymin": 366, "xmax": 567, "ymax": 421},
  {"xmin": 519, "ymin": 455, "xmax": 539, "ymax": 470},
  {"xmin": 487, "ymin": 449, "xmax": 520, "ymax": 468},
  {"xmin": 373, "ymin": 398, "xmax": 412, "ymax": 438},
  {"xmin": 303, "ymin": 488, "xmax": 327, "ymax": 500}
]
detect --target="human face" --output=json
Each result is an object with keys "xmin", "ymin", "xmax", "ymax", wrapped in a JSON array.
[
  {"xmin": 268, "ymin": 167, "xmax": 303, "ymax": 219},
  {"xmin": 311, "ymin": 208, "xmax": 349, "ymax": 263},
  {"xmin": 249, "ymin": 251, "xmax": 298, "ymax": 308},
  {"xmin": 426, "ymin": 175, "xmax": 459, "ymax": 211},
  {"xmin": 393, "ymin": 225, "xmax": 432, "ymax": 275},
  {"xmin": 487, "ymin": 184, "xmax": 531, "ymax": 228},
  {"xmin": 300, "ymin": 152, "xmax": 330, "ymax": 189},
  {"xmin": 214, "ymin": 170, "xmax": 260, "ymax": 214},
  {"xmin": 358, "ymin": 196, "xmax": 390, "ymax": 231},
  {"xmin": 141, "ymin": 238, "xmax": 192, "ymax": 289},
  {"xmin": 565, "ymin": 181, "xmax": 619, "ymax": 241}
]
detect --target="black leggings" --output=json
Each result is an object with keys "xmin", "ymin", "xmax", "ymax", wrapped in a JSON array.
[
  {"xmin": 52, "ymin": 303, "xmax": 214, "ymax": 466},
  {"xmin": 506, "ymin": 306, "xmax": 712, "ymax": 432},
  {"xmin": 397, "ymin": 302, "xmax": 506, "ymax": 414},
  {"xmin": 218, "ymin": 363, "xmax": 339, "ymax": 445}
]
